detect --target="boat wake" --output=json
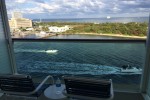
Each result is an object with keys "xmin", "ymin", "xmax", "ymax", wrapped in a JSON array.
[
  {"xmin": 17, "ymin": 61, "xmax": 142, "ymax": 75},
  {"xmin": 15, "ymin": 49, "xmax": 58, "ymax": 54}
]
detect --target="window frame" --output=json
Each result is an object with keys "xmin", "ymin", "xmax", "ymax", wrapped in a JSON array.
[
  {"xmin": 2, "ymin": 0, "xmax": 150, "ymax": 93},
  {"xmin": 0, "ymin": 0, "xmax": 17, "ymax": 74}
]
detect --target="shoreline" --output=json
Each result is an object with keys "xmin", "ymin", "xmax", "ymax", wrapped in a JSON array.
[
  {"xmin": 61, "ymin": 32, "xmax": 146, "ymax": 39},
  {"xmin": 12, "ymin": 31, "xmax": 147, "ymax": 39}
]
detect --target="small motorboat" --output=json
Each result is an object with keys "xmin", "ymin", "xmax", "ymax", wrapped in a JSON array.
[
  {"xmin": 120, "ymin": 65, "xmax": 142, "ymax": 73},
  {"xmin": 36, "ymin": 31, "xmax": 47, "ymax": 38},
  {"xmin": 45, "ymin": 50, "xmax": 58, "ymax": 53}
]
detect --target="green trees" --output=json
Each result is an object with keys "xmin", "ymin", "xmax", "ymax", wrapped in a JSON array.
[
  {"xmin": 42, "ymin": 26, "xmax": 49, "ymax": 32},
  {"xmin": 19, "ymin": 27, "xmax": 26, "ymax": 31},
  {"xmin": 34, "ymin": 22, "xmax": 148, "ymax": 36}
]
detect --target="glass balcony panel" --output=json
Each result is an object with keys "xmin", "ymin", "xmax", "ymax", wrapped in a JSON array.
[
  {"xmin": 0, "ymin": 8, "xmax": 12, "ymax": 74},
  {"xmin": 13, "ymin": 41, "xmax": 145, "ymax": 91}
]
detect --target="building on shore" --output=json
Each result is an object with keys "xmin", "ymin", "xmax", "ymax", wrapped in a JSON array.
[
  {"xmin": 9, "ymin": 12, "xmax": 32, "ymax": 31},
  {"xmin": 48, "ymin": 25, "xmax": 70, "ymax": 33}
]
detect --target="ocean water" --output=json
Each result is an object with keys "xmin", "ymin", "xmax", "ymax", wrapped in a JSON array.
[
  {"xmin": 14, "ymin": 35, "xmax": 145, "ymax": 85},
  {"xmin": 14, "ymin": 17, "xmax": 148, "ymax": 87},
  {"xmin": 33, "ymin": 17, "xmax": 149, "ymax": 23}
]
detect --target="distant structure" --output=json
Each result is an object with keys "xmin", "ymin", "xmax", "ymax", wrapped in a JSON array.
[
  {"xmin": 48, "ymin": 25, "xmax": 70, "ymax": 33},
  {"xmin": 9, "ymin": 12, "xmax": 32, "ymax": 30},
  {"xmin": 107, "ymin": 16, "xmax": 111, "ymax": 19}
]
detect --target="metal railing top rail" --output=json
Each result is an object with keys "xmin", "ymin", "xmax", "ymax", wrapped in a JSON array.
[{"xmin": 12, "ymin": 38, "xmax": 146, "ymax": 43}]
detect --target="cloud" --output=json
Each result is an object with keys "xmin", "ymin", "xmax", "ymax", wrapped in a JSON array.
[
  {"xmin": 37, "ymin": 3, "xmax": 60, "ymax": 12},
  {"xmin": 121, "ymin": 1, "xmax": 138, "ymax": 5},
  {"xmin": 23, "ymin": 7, "xmax": 45, "ymax": 14},
  {"xmin": 15, "ymin": 0, "xmax": 45, "ymax": 3},
  {"xmin": 5, "ymin": 0, "xmax": 150, "ymax": 18},
  {"xmin": 15, "ymin": 0, "xmax": 26, "ymax": 3},
  {"xmin": 112, "ymin": 6, "xmax": 121, "ymax": 13}
]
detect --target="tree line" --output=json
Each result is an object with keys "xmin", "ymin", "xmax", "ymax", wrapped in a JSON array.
[{"xmin": 34, "ymin": 22, "xmax": 148, "ymax": 36}]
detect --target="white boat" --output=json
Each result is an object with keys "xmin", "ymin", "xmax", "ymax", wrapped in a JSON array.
[
  {"xmin": 36, "ymin": 31, "xmax": 47, "ymax": 37},
  {"xmin": 120, "ymin": 65, "xmax": 142, "ymax": 73},
  {"xmin": 107, "ymin": 16, "xmax": 111, "ymax": 19},
  {"xmin": 45, "ymin": 50, "xmax": 58, "ymax": 53}
]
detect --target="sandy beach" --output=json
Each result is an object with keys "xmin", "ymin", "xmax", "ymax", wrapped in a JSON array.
[{"xmin": 61, "ymin": 32, "xmax": 147, "ymax": 39}]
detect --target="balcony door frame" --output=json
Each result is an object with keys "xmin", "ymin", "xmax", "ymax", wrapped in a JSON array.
[
  {"xmin": 0, "ymin": 0, "xmax": 17, "ymax": 74},
  {"xmin": 1, "ymin": 0, "xmax": 150, "ymax": 97}
]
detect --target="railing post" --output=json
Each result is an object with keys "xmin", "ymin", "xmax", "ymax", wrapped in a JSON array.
[{"xmin": 141, "ymin": 14, "xmax": 150, "ymax": 93}]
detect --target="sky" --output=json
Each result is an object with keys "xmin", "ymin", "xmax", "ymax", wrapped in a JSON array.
[{"xmin": 5, "ymin": 0, "xmax": 150, "ymax": 19}]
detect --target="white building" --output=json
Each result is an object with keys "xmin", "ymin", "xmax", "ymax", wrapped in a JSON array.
[
  {"xmin": 48, "ymin": 25, "xmax": 70, "ymax": 33},
  {"xmin": 9, "ymin": 12, "xmax": 32, "ymax": 29}
]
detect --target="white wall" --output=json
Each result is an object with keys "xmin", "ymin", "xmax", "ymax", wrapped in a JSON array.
[{"xmin": 49, "ymin": 26, "xmax": 69, "ymax": 32}]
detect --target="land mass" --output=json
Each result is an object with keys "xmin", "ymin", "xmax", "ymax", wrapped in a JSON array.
[
  {"xmin": 36, "ymin": 22, "xmax": 148, "ymax": 38},
  {"xmin": 12, "ymin": 22, "xmax": 148, "ymax": 39}
]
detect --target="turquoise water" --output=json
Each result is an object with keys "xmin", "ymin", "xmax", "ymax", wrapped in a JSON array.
[
  {"xmin": 13, "ymin": 17, "xmax": 148, "ymax": 91},
  {"xmin": 14, "ymin": 35, "xmax": 145, "ymax": 84},
  {"xmin": 33, "ymin": 17, "xmax": 149, "ymax": 23}
]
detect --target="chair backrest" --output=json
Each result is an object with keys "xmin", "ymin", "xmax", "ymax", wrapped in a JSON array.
[
  {"xmin": 63, "ymin": 76, "xmax": 113, "ymax": 99},
  {"xmin": 0, "ymin": 75, "xmax": 35, "ymax": 93}
]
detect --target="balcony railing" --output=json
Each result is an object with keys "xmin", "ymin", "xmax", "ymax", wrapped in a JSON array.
[{"xmin": 12, "ymin": 38, "xmax": 146, "ymax": 92}]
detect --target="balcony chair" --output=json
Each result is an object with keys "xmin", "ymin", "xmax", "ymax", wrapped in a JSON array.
[
  {"xmin": 62, "ymin": 76, "xmax": 113, "ymax": 100},
  {"xmin": 0, "ymin": 74, "xmax": 53, "ymax": 100}
]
